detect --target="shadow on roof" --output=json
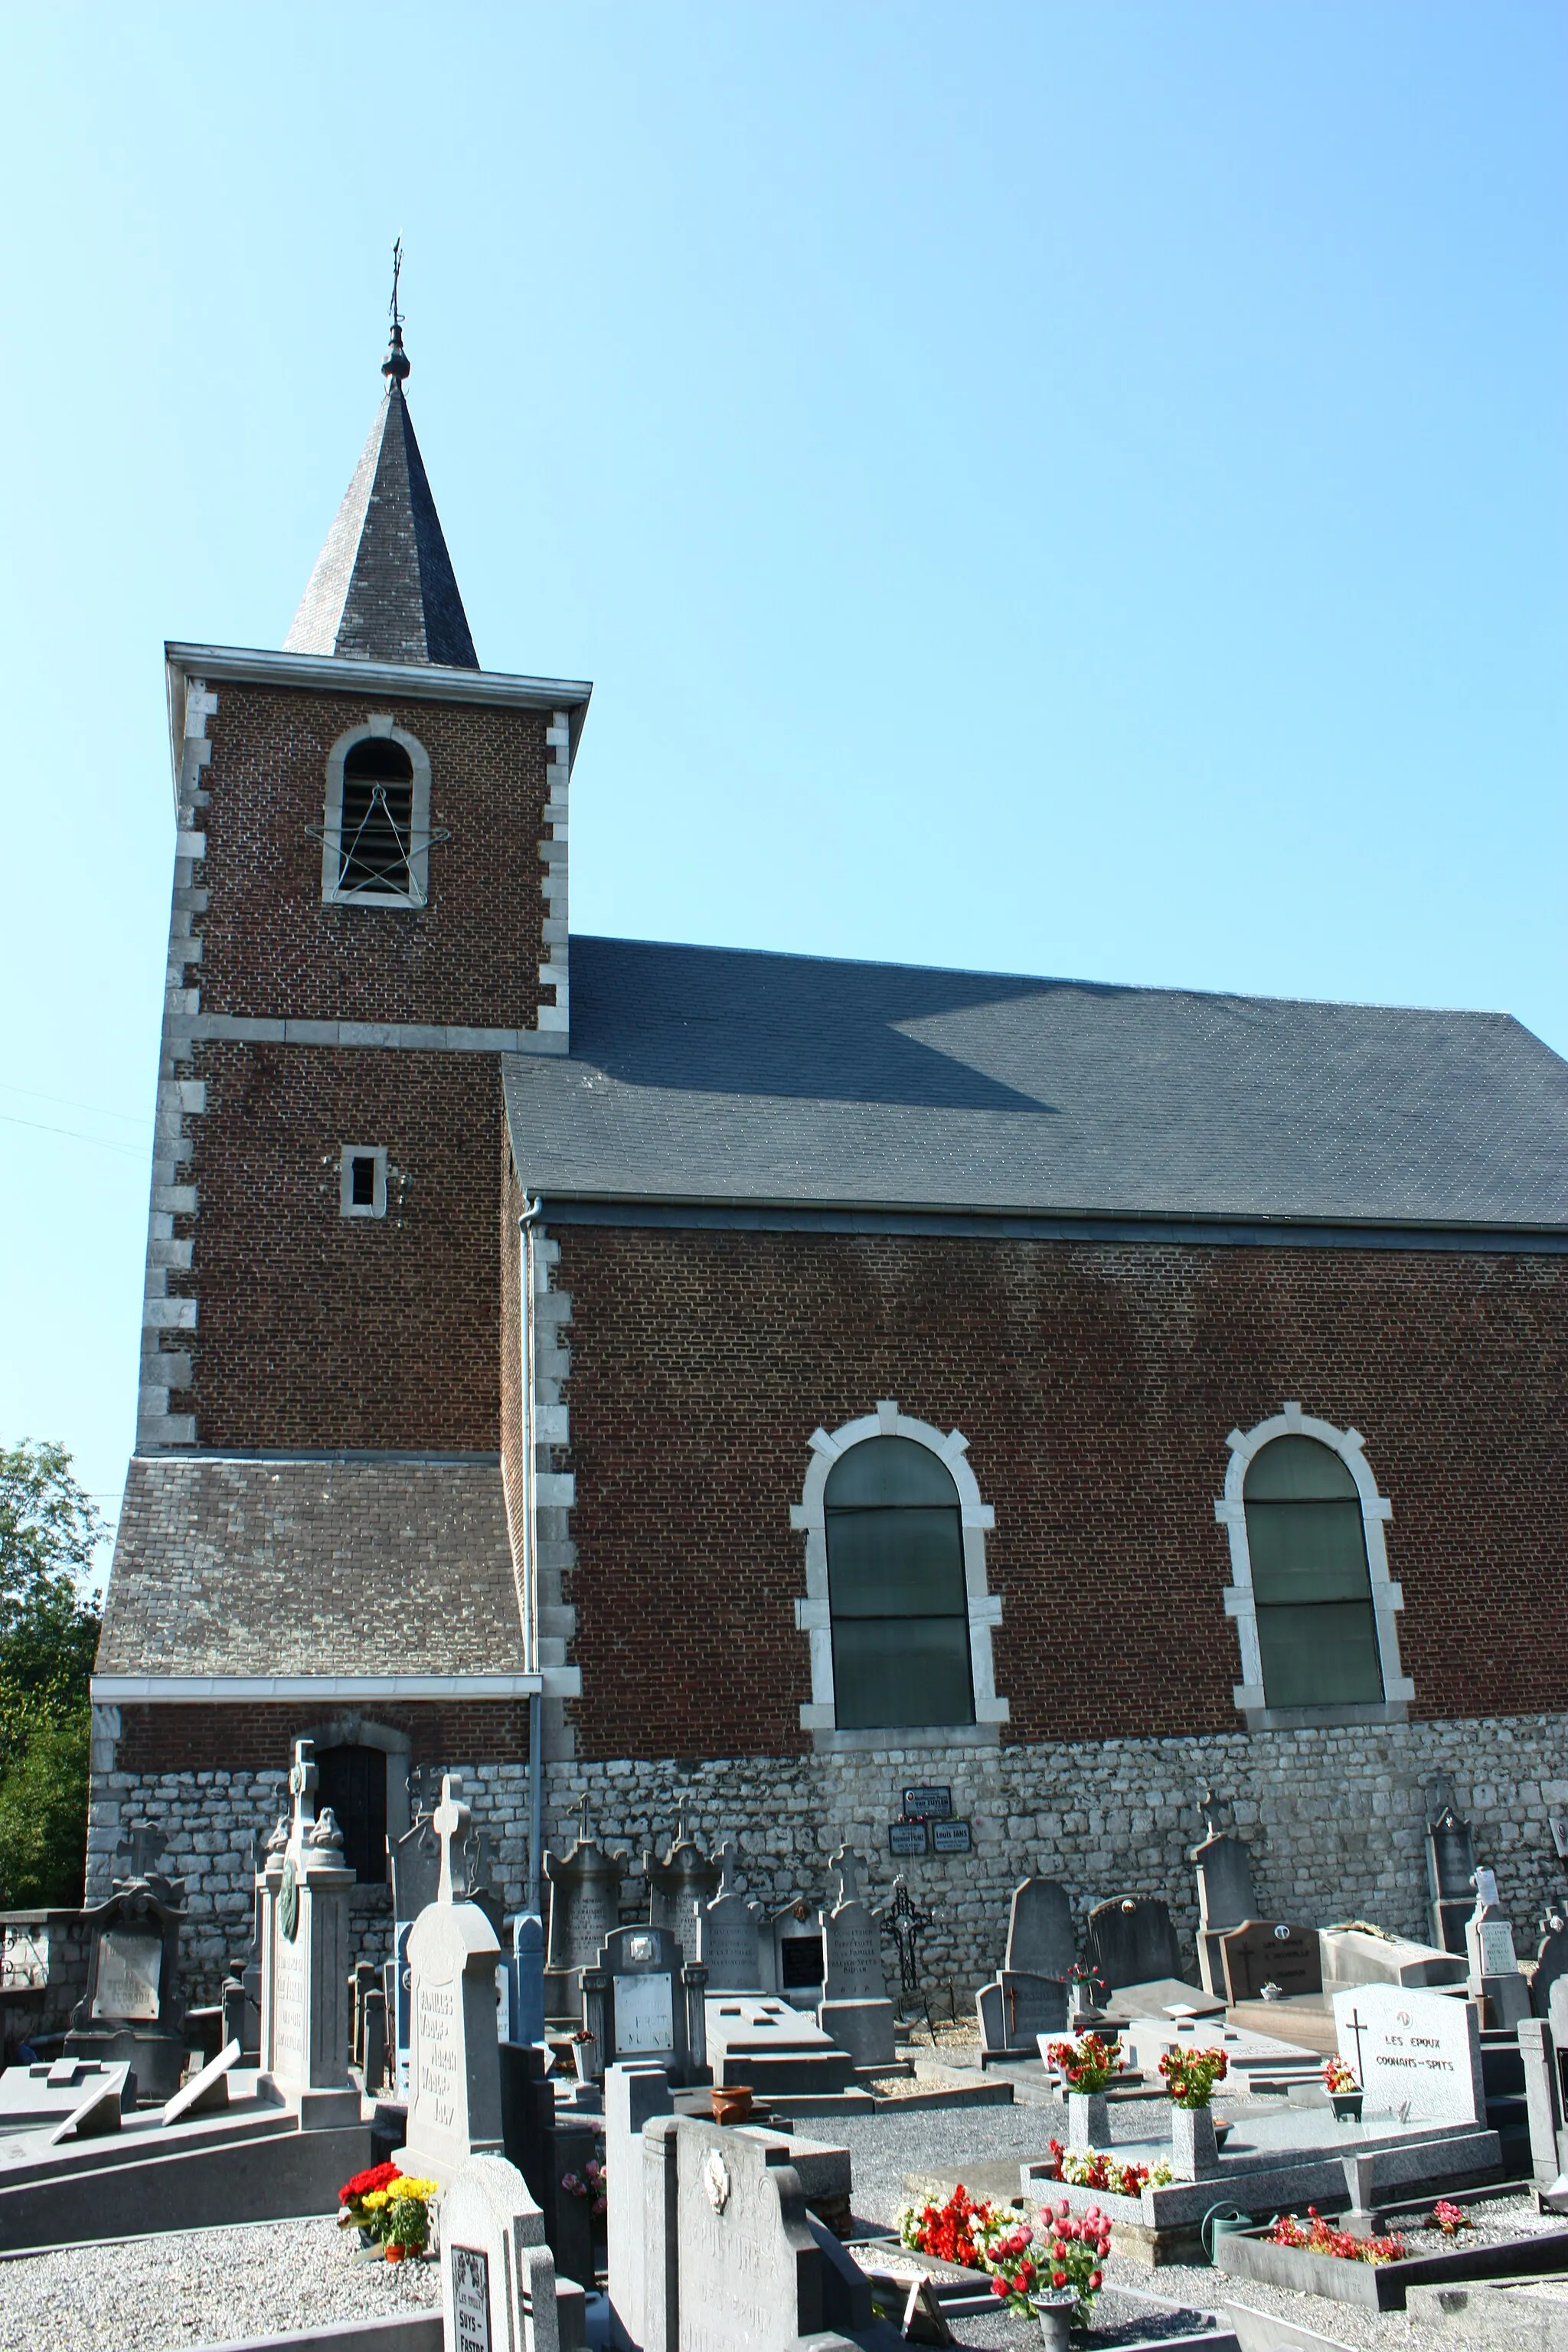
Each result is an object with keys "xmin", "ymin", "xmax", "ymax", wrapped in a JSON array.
[{"xmin": 568, "ymin": 936, "xmax": 1089, "ymax": 1111}]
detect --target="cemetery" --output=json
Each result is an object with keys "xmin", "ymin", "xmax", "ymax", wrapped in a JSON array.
[{"xmin": 3, "ymin": 1759, "xmax": 1568, "ymax": 2350}]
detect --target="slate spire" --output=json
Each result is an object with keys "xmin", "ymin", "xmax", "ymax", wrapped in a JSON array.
[{"xmin": 285, "ymin": 302, "xmax": 479, "ymax": 669}]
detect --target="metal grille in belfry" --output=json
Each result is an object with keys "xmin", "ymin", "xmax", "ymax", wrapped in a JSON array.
[{"xmin": 307, "ymin": 737, "xmax": 449, "ymax": 898}]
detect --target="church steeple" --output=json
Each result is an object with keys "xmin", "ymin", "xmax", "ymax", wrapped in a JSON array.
[{"xmin": 285, "ymin": 269, "xmax": 479, "ymax": 670}]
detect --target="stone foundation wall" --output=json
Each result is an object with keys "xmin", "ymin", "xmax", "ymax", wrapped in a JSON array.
[
  {"xmin": 546, "ymin": 1711, "xmax": 1568, "ymax": 1998},
  {"xmin": 87, "ymin": 1760, "xmax": 533, "ymax": 2004},
  {"xmin": 92, "ymin": 1711, "xmax": 1568, "ymax": 2007}
]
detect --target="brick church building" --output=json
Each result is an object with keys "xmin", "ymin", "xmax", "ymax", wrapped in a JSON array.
[{"xmin": 91, "ymin": 315, "xmax": 1568, "ymax": 1994}]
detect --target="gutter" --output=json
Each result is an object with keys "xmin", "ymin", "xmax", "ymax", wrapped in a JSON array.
[{"xmin": 90, "ymin": 1671, "xmax": 581, "ymax": 1703}]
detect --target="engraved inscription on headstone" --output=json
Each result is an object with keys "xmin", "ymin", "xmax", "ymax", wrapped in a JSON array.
[
  {"xmin": 91, "ymin": 1932, "xmax": 162, "ymax": 2021},
  {"xmin": 615, "ymin": 1971, "xmax": 675, "ymax": 2055},
  {"xmin": 1333, "ymin": 1982, "xmax": 1485, "ymax": 2125},
  {"xmin": 1219, "ymin": 1920, "xmax": 1322, "ymax": 2004},
  {"xmin": 450, "ymin": 2244, "xmax": 491, "ymax": 2352}
]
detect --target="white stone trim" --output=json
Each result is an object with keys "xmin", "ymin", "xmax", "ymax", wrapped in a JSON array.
[
  {"xmin": 1215, "ymin": 1400, "xmax": 1414, "ymax": 1730},
  {"xmin": 516, "ymin": 1219, "xmax": 577, "ymax": 1761},
  {"xmin": 320, "ymin": 717, "xmax": 433, "ymax": 908},
  {"xmin": 89, "ymin": 1671, "xmax": 577, "ymax": 1700},
  {"xmin": 792, "ymin": 1398, "xmax": 1008, "ymax": 1750},
  {"xmin": 536, "ymin": 710, "xmax": 570, "ymax": 1039},
  {"xmin": 338, "ymin": 1144, "xmax": 388, "ymax": 1218},
  {"xmin": 138, "ymin": 682, "xmax": 215, "ymax": 1449}
]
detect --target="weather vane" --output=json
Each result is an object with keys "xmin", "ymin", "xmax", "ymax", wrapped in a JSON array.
[{"xmin": 390, "ymin": 235, "xmax": 404, "ymax": 329}]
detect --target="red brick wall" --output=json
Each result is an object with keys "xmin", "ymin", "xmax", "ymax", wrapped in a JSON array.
[
  {"xmin": 553, "ymin": 1226, "xmax": 1568, "ymax": 1757},
  {"xmin": 116, "ymin": 1700, "xmax": 531, "ymax": 1774},
  {"xmin": 172, "ymin": 1045, "xmax": 502, "ymax": 1448},
  {"xmin": 197, "ymin": 681, "xmax": 551, "ymax": 1031}
]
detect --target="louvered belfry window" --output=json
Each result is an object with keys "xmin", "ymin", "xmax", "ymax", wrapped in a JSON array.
[
  {"xmin": 825, "ymin": 1436, "xmax": 975, "ymax": 1730},
  {"xmin": 338, "ymin": 735, "xmax": 416, "ymax": 897},
  {"xmin": 1243, "ymin": 1435, "xmax": 1383, "ymax": 1708}
]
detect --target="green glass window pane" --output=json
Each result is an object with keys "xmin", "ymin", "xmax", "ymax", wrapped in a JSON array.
[
  {"xmin": 1245, "ymin": 1498, "xmax": 1372, "ymax": 1604},
  {"xmin": 825, "ymin": 1436, "xmax": 961, "ymax": 1508},
  {"xmin": 831, "ymin": 1616, "xmax": 975, "ymax": 1730},
  {"xmin": 1244, "ymin": 1436, "xmax": 1359, "ymax": 1501},
  {"xmin": 826, "ymin": 1504, "xmax": 966, "ymax": 1617},
  {"xmin": 1256, "ymin": 1602, "xmax": 1384, "ymax": 1708}
]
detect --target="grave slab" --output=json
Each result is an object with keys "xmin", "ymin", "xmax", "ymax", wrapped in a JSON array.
[
  {"xmin": 162, "ymin": 2037, "xmax": 240, "ymax": 2124},
  {"xmin": 658, "ymin": 2115, "xmax": 875, "ymax": 2350},
  {"xmin": 443, "ymin": 2148, "xmax": 562, "ymax": 2352},
  {"xmin": 1319, "ymin": 1926, "xmax": 1467, "ymax": 1991},
  {"xmin": 0, "ymin": 2060, "xmax": 131, "ymax": 2132},
  {"xmin": 704, "ymin": 1997, "xmax": 855, "ymax": 2094}
]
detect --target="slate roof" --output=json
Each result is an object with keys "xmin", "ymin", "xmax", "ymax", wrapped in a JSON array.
[
  {"xmin": 283, "ymin": 334, "xmax": 479, "ymax": 669},
  {"xmin": 96, "ymin": 1458, "xmax": 524, "ymax": 1677},
  {"xmin": 501, "ymin": 936, "xmax": 1568, "ymax": 1229}
]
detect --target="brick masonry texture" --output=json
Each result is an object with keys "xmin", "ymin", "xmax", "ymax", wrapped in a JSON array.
[
  {"xmin": 172, "ymin": 1044, "xmax": 502, "ymax": 1448},
  {"xmin": 97, "ymin": 1459, "xmax": 523, "ymax": 1677},
  {"xmin": 195, "ymin": 681, "xmax": 550, "ymax": 1031},
  {"xmin": 541, "ymin": 1713, "xmax": 1568, "ymax": 1992},
  {"xmin": 552, "ymin": 1225, "xmax": 1568, "ymax": 1756}
]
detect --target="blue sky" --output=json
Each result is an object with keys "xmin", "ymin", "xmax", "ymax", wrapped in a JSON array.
[{"xmin": 1, "ymin": 3, "xmax": 1562, "ymax": 1572}]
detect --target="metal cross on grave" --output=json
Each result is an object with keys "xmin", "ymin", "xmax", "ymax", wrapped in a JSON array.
[
  {"xmin": 116, "ymin": 1820, "xmax": 168, "ymax": 1882},
  {"xmin": 433, "ymin": 1773, "xmax": 472, "ymax": 1904},
  {"xmin": 288, "ymin": 1740, "xmax": 319, "ymax": 1833},
  {"xmin": 1343, "ymin": 2006, "xmax": 1369, "ymax": 2088}
]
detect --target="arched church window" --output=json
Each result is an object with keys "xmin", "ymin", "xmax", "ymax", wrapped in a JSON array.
[
  {"xmin": 338, "ymin": 735, "xmax": 416, "ymax": 896},
  {"xmin": 824, "ymin": 1436, "xmax": 975, "ymax": 1731},
  {"xmin": 1243, "ymin": 1435, "xmax": 1383, "ymax": 1709}
]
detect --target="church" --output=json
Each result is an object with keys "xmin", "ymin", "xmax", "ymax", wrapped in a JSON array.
[{"xmin": 90, "ymin": 312, "xmax": 1568, "ymax": 1997}]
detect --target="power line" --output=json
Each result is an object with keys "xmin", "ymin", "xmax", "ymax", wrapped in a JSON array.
[
  {"xmin": 0, "ymin": 1083, "xmax": 151, "ymax": 1129},
  {"xmin": 0, "ymin": 1111, "xmax": 149, "ymax": 1161}
]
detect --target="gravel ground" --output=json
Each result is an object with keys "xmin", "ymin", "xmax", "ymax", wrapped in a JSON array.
[{"xmin": 0, "ymin": 2215, "xmax": 439, "ymax": 2352}]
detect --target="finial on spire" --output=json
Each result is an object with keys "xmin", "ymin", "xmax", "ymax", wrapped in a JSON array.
[{"xmin": 383, "ymin": 234, "xmax": 410, "ymax": 387}]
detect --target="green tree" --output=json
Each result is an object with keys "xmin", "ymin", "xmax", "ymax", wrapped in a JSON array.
[{"xmin": 0, "ymin": 1442, "xmax": 103, "ymax": 1907}]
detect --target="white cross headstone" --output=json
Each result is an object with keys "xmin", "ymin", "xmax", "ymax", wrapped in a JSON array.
[
  {"xmin": 257, "ymin": 1738, "xmax": 358, "ymax": 2128},
  {"xmin": 1331, "ymin": 1982, "xmax": 1485, "ymax": 2125},
  {"xmin": 401, "ymin": 1772, "xmax": 505, "ymax": 2185}
]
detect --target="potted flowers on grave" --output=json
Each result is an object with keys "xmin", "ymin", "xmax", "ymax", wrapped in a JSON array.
[
  {"xmin": 338, "ymin": 2163, "xmax": 439, "ymax": 2261},
  {"xmin": 1158, "ymin": 2045, "xmax": 1229, "ymax": 2178},
  {"xmin": 560, "ymin": 2154, "xmax": 609, "ymax": 2230},
  {"xmin": 1044, "ymin": 2031, "xmax": 1124, "ymax": 2153},
  {"xmin": 1322, "ymin": 2056, "xmax": 1364, "ymax": 2122},
  {"xmin": 1028, "ymin": 2200, "xmax": 1113, "ymax": 2347},
  {"xmin": 897, "ymin": 2186, "xmax": 1114, "ymax": 2347},
  {"xmin": 1040, "ymin": 2141, "xmax": 1174, "ymax": 2199}
]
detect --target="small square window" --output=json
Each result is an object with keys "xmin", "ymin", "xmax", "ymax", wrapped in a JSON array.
[{"xmin": 339, "ymin": 1145, "xmax": 388, "ymax": 1218}]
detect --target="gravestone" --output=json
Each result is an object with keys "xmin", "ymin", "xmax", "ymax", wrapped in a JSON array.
[
  {"xmin": 1318, "ymin": 1923, "xmax": 1467, "ymax": 1990},
  {"xmin": 389, "ymin": 1807, "xmax": 442, "ymax": 1925},
  {"xmin": 544, "ymin": 1798, "xmax": 630, "ymax": 2020},
  {"xmin": 162, "ymin": 2037, "xmax": 240, "ymax": 2125},
  {"xmin": 402, "ymin": 1773, "xmax": 505, "ymax": 2184},
  {"xmin": 1004, "ymin": 1877, "xmax": 1075, "ymax": 1979},
  {"xmin": 763, "ymin": 1900, "xmax": 826, "ymax": 2011},
  {"xmin": 817, "ymin": 1847, "xmax": 896, "ymax": 2070},
  {"xmin": 1332, "ymin": 1982, "xmax": 1485, "ymax": 2125},
  {"xmin": 505, "ymin": 1912, "xmax": 547, "ymax": 2046},
  {"xmin": 606, "ymin": 2062, "xmax": 674, "ymax": 2351},
  {"xmin": 257, "ymin": 1740, "xmax": 358, "ymax": 2128},
  {"xmin": 443, "ymin": 2150, "xmax": 563, "ymax": 2352},
  {"xmin": 1517, "ymin": 2017, "xmax": 1566, "ymax": 2190},
  {"xmin": 975, "ymin": 1971, "xmax": 1068, "ymax": 2064},
  {"xmin": 1532, "ymin": 1912, "xmax": 1568, "ymax": 2021},
  {"xmin": 705, "ymin": 1996, "xmax": 857, "ymax": 2094},
  {"xmin": 1086, "ymin": 1895, "xmax": 1180, "ymax": 1994},
  {"xmin": 1465, "ymin": 1866, "xmax": 1530, "ymax": 2028},
  {"xmin": 1425, "ymin": 1782, "xmax": 1478, "ymax": 1958},
  {"xmin": 642, "ymin": 1801, "xmax": 723, "ymax": 1967},
  {"xmin": 1218, "ymin": 1920, "xmax": 1323, "ymax": 2004},
  {"xmin": 1191, "ymin": 1824, "xmax": 1258, "ymax": 1999},
  {"xmin": 695, "ymin": 1843, "xmax": 763, "ymax": 1992},
  {"xmin": 656, "ymin": 2115, "xmax": 874, "ymax": 2352},
  {"xmin": 583, "ymin": 1925, "xmax": 709, "ymax": 2088},
  {"xmin": 65, "ymin": 1821, "xmax": 189, "ymax": 2102}
]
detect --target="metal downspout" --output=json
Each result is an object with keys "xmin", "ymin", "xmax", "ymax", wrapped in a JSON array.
[{"xmin": 520, "ymin": 1194, "xmax": 545, "ymax": 1917}]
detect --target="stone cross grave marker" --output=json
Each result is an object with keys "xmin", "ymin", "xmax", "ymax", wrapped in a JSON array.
[
  {"xmin": 544, "ymin": 1802, "xmax": 628, "ymax": 2019},
  {"xmin": 583, "ymin": 1925, "xmax": 707, "ymax": 2086},
  {"xmin": 818, "ymin": 1845, "xmax": 895, "ymax": 2069},
  {"xmin": 402, "ymin": 1772, "xmax": 505, "ymax": 2184},
  {"xmin": 443, "ymin": 2150, "xmax": 560, "ymax": 2352},
  {"xmin": 1466, "ymin": 1865, "xmax": 1530, "ymax": 2027},
  {"xmin": 695, "ymin": 1841, "xmax": 763, "ymax": 1991},
  {"xmin": 1332, "ymin": 1982, "xmax": 1485, "ymax": 2125},
  {"xmin": 1218, "ymin": 1919, "xmax": 1322, "ymax": 2004},
  {"xmin": 644, "ymin": 1799, "xmax": 723, "ymax": 1968},
  {"xmin": 1533, "ymin": 1912, "xmax": 1568, "ymax": 2022},
  {"xmin": 257, "ymin": 1740, "xmax": 358, "ymax": 2128},
  {"xmin": 1086, "ymin": 1895, "xmax": 1179, "ymax": 1994},
  {"xmin": 1005, "ymin": 1877, "xmax": 1076, "ymax": 1979}
]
